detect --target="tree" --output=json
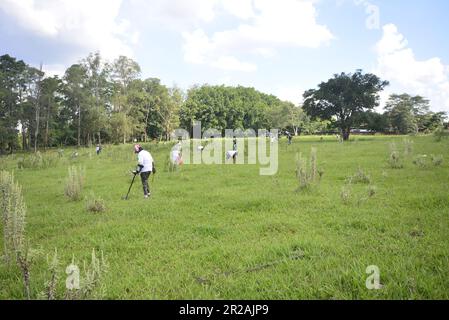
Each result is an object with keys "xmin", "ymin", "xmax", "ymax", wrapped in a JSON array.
[
  {"xmin": 29, "ymin": 65, "xmax": 44, "ymax": 152},
  {"xmin": 180, "ymin": 85, "xmax": 277, "ymax": 135},
  {"xmin": 62, "ymin": 64, "xmax": 89, "ymax": 147},
  {"xmin": 353, "ymin": 111, "xmax": 389, "ymax": 133},
  {"xmin": 40, "ymin": 76, "xmax": 62, "ymax": 149},
  {"xmin": 303, "ymin": 70, "xmax": 389, "ymax": 141},
  {"xmin": 0, "ymin": 55, "xmax": 27, "ymax": 153},
  {"xmin": 111, "ymin": 56, "xmax": 141, "ymax": 144},
  {"xmin": 82, "ymin": 52, "xmax": 112, "ymax": 145}
]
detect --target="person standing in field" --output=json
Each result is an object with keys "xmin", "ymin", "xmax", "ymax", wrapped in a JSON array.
[
  {"xmin": 96, "ymin": 144, "xmax": 102, "ymax": 155},
  {"xmin": 287, "ymin": 132, "xmax": 293, "ymax": 145},
  {"xmin": 133, "ymin": 144, "xmax": 155, "ymax": 199}
]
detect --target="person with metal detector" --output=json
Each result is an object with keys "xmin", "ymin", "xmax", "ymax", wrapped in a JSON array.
[{"xmin": 132, "ymin": 144, "xmax": 155, "ymax": 199}]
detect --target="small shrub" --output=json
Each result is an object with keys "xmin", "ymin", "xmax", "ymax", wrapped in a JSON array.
[
  {"xmin": 434, "ymin": 126, "xmax": 449, "ymax": 142},
  {"xmin": 295, "ymin": 148, "xmax": 320, "ymax": 191},
  {"xmin": 39, "ymin": 249, "xmax": 108, "ymax": 300},
  {"xmin": 367, "ymin": 185, "xmax": 377, "ymax": 198},
  {"xmin": 431, "ymin": 154, "xmax": 444, "ymax": 167},
  {"xmin": 403, "ymin": 138, "xmax": 414, "ymax": 157},
  {"xmin": 0, "ymin": 171, "xmax": 34, "ymax": 299},
  {"xmin": 295, "ymin": 153, "xmax": 309, "ymax": 190},
  {"xmin": 38, "ymin": 249, "xmax": 59, "ymax": 300},
  {"xmin": 65, "ymin": 249, "xmax": 108, "ymax": 300},
  {"xmin": 413, "ymin": 155, "xmax": 429, "ymax": 169},
  {"xmin": 340, "ymin": 184, "xmax": 352, "ymax": 205},
  {"xmin": 351, "ymin": 167, "xmax": 371, "ymax": 184},
  {"xmin": 64, "ymin": 166, "xmax": 85, "ymax": 201},
  {"xmin": 86, "ymin": 194, "xmax": 107, "ymax": 213},
  {"xmin": 310, "ymin": 148, "xmax": 317, "ymax": 182},
  {"xmin": 388, "ymin": 143, "xmax": 404, "ymax": 169}
]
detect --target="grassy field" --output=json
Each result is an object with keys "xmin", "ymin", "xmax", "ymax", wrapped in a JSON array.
[{"xmin": 0, "ymin": 135, "xmax": 448, "ymax": 300}]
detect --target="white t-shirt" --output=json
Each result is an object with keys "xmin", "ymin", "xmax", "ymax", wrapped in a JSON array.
[
  {"xmin": 226, "ymin": 150, "xmax": 238, "ymax": 160},
  {"xmin": 171, "ymin": 150, "xmax": 180, "ymax": 164},
  {"xmin": 138, "ymin": 150, "xmax": 154, "ymax": 173}
]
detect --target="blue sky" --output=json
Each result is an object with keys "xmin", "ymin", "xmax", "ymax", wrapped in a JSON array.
[{"xmin": 1, "ymin": 0, "xmax": 448, "ymax": 112}]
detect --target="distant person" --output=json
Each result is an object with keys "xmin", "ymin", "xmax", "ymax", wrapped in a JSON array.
[
  {"xmin": 171, "ymin": 142, "xmax": 183, "ymax": 166},
  {"xmin": 287, "ymin": 132, "xmax": 293, "ymax": 145},
  {"xmin": 133, "ymin": 144, "xmax": 155, "ymax": 199},
  {"xmin": 226, "ymin": 150, "xmax": 238, "ymax": 164},
  {"xmin": 96, "ymin": 144, "xmax": 102, "ymax": 155}
]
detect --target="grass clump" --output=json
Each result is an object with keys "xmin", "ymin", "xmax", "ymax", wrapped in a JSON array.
[
  {"xmin": 17, "ymin": 152, "xmax": 60, "ymax": 170},
  {"xmin": 413, "ymin": 155, "xmax": 430, "ymax": 169},
  {"xmin": 367, "ymin": 185, "xmax": 377, "ymax": 198},
  {"xmin": 431, "ymin": 154, "xmax": 444, "ymax": 167},
  {"xmin": 295, "ymin": 147, "xmax": 320, "ymax": 191},
  {"xmin": 388, "ymin": 143, "xmax": 404, "ymax": 169},
  {"xmin": 434, "ymin": 126, "xmax": 449, "ymax": 142},
  {"xmin": 0, "ymin": 171, "xmax": 36, "ymax": 299},
  {"xmin": 38, "ymin": 249, "xmax": 108, "ymax": 300},
  {"xmin": 65, "ymin": 249, "xmax": 108, "ymax": 300},
  {"xmin": 349, "ymin": 167, "xmax": 371, "ymax": 184},
  {"xmin": 340, "ymin": 184, "xmax": 352, "ymax": 205},
  {"xmin": 403, "ymin": 138, "xmax": 414, "ymax": 157},
  {"xmin": 64, "ymin": 166, "xmax": 85, "ymax": 201},
  {"xmin": 86, "ymin": 194, "xmax": 107, "ymax": 213}
]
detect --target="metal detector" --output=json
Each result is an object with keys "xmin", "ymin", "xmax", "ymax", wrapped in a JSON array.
[{"xmin": 122, "ymin": 172, "xmax": 138, "ymax": 200}]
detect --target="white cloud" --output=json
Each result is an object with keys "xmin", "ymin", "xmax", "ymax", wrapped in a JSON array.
[
  {"xmin": 375, "ymin": 24, "xmax": 449, "ymax": 112},
  {"xmin": 128, "ymin": 0, "xmax": 219, "ymax": 29},
  {"xmin": 220, "ymin": 0, "xmax": 255, "ymax": 20},
  {"xmin": 211, "ymin": 56, "xmax": 257, "ymax": 72},
  {"xmin": 275, "ymin": 85, "xmax": 305, "ymax": 105},
  {"xmin": 0, "ymin": 0, "xmax": 137, "ymax": 60},
  {"xmin": 182, "ymin": 29, "xmax": 257, "ymax": 72},
  {"xmin": 42, "ymin": 64, "xmax": 66, "ymax": 78},
  {"xmin": 182, "ymin": 0, "xmax": 333, "ymax": 72}
]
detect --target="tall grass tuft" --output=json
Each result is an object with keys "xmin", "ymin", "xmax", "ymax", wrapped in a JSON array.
[
  {"xmin": 403, "ymin": 138, "xmax": 414, "ymax": 157},
  {"xmin": 350, "ymin": 167, "xmax": 371, "ymax": 184},
  {"xmin": 86, "ymin": 193, "xmax": 107, "ymax": 213},
  {"xmin": 413, "ymin": 155, "xmax": 429, "ymax": 169},
  {"xmin": 388, "ymin": 143, "xmax": 404, "ymax": 169},
  {"xmin": 0, "ymin": 171, "xmax": 34, "ymax": 299},
  {"xmin": 65, "ymin": 166, "xmax": 85, "ymax": 201},
  {"xmin": 295, "ymin": 147, "xmax": 320, "ymax": 191},
  {"xmin": 434, "ymin": 126, "xmax": 449, "ymax": 142},
  {"xmin": 38, "ymin": 249, "xmax": 59, "ymax": 300},
  {"xmin": 65, "ymin": 249, "xmax": 108, "ymax": 300},
  {"xmin": 431, "ymin": 154, "xmax": 444, "ymax": 167},
  {"xmin": 17, "ymin": 151, "xmax": 60, "ymax": 170},
  {"xmin": 340, "ymin": 184, "xmax": 352, "ymax": 205}
]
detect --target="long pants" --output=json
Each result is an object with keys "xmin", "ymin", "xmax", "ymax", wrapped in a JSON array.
[{"xmin": 140, "ymin": 171, "xmax": 151, "ymax": 196}]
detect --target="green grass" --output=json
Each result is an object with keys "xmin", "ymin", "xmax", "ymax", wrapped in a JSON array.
[{"xmin": 0, "ymin": 135, "xmax": 448, "ymax": 299}]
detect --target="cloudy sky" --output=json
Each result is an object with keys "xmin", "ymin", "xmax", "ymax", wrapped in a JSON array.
[{"xmin": 1, "ymin": 0, "xmax": 448, "ymax": 112}]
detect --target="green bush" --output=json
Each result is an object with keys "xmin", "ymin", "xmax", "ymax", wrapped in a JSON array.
[{"xmin": 434, "ymin": 127, "xmax": 449, "ymax": 142}]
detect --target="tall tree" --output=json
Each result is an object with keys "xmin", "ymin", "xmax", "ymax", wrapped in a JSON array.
[
  {"xmin": 63, "ymin": 64, "xmax": 88, "ymax": 147},
  {"xmin": 111, "ymin": 56, "xmax": 141, "ymax": 144},
  {"xmin": 0, "ymin": 55, "xmax": 27, "ymax": 153},
  {"xmin": 82, "ymin": 52, "xmax": 112, "ymax": 145},
  {"xmin": 303, "ymin": 70, "xmax": 389, "ymax": 141},
  {"xmin": 40, "ymin": 76, "xmax": 61, "ymax": 149}
]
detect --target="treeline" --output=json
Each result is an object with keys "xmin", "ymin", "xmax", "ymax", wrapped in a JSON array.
[
  {"xmin": 0, "ymin": 53, "xmax": 447, "ymax": 154},
  {"xmin": 0, "ymin": 52, "xmax": 328, "ymax": 154}
]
